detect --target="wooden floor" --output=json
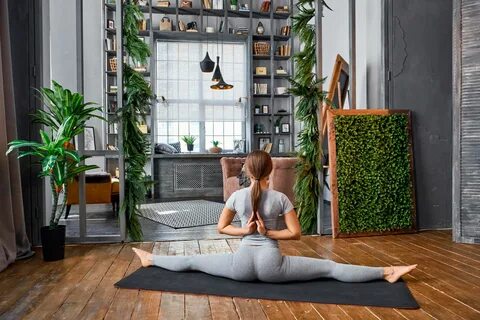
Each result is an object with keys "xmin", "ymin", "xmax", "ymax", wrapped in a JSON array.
[{"xmin": 1, "ymin": 230, "xmax": 479, "ymax": 320}]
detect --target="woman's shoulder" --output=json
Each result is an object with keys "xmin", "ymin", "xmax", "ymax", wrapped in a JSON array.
[{"xmin": 264, "ymin": 189, "xmax": 288, "ymax": 199}]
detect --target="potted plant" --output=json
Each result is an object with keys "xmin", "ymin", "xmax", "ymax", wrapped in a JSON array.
[
  {"xmin": 209, "ymin": 140, "xmax": 222, "ymax": 153},
  {"xmin": 230, "ymin": 0, "xmax": 238, "ymax": 10},
  {"xmin": 274, "ymin": 115, "xmax": 284, "ymax": 134},
  {"xmin": 182, "ymin": 135, "xmax": 197, "ymax": 152},
  {"xmin": 6, "ymin": 81, "xmax": 104, "ymax": 261}
]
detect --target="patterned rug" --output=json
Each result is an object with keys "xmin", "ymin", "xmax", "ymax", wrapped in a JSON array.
[{"xmin": 140, "ymin": 200, "xmax": 240, "ymax": 229}]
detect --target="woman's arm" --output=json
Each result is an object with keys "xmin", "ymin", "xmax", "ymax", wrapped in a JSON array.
[
  {"xmin": 264, "ymin": 209, "xmax": 301, "ymax": 240},
  {"xmin": 217, "ymin": 207, "xmax": 256, "ymax": 236}
]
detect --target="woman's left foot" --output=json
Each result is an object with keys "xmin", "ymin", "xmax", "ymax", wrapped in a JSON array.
[
  {"xmin": 132, "ymin": 248, "xmax": 153, "ymax": 267},
  {"xmin": 384, "ymin": 265, "xmax": 417, "ymax": 283}
]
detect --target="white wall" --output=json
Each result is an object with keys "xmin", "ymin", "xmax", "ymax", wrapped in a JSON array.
[{"xmin": 321, "ymin": 0, "xmax": 384, "ymax": 109}]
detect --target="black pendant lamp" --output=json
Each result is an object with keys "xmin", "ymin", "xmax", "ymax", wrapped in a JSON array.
[
  {"xmin": 211, "ymin": 56, "xmax": 222, "ymax": 82},
  {"xmin": 210, "ymin": 74, "xmax": 234, "ymax": 90},
  {"xmin": 200, "ymin": 52, "xmax": 215, "ymax": 72}
]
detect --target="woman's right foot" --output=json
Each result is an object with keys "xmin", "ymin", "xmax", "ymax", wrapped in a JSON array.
[
  {"xmin": 132, "ymin": 248, "xmax": 153, "ymax": 267},
  {"xmin": 384, "ymin": 265, "xmax": 417, "ymax": 283}
]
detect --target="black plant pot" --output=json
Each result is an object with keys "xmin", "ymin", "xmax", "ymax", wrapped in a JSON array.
[
  {"xmin": 187, "ymin": 144, "xmax": 194, "ymax": 151},
  {"xmin": 40, "ymin": 225, "xmax": 66, "ymax": 261}
]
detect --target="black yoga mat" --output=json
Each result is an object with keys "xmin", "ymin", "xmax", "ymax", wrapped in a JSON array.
[{"xmin": 115, "ymin": 267, "xmax": 419, "ymax": 309}]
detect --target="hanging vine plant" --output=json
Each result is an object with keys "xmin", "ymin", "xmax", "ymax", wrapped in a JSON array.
[
  {"xmin": 120, "ymin": 1, "xmax": 154, "ymax": 240},
  {"xmin": 290, "ymin": 0, "xmax": 330, "ymax": 234}
]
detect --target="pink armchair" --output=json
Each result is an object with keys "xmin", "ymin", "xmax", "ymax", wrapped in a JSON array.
[{"xmin": 220, "ymin": 157, "xmax": 297, "ymax": 205}]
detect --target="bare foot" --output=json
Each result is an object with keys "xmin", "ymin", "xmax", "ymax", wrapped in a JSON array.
[
  {"xmin": 132, "ymin": 248, "xmax": 153, "ymax": 267},
  {"xmin": 384, "ymin": 265, "xmax": 417, "ymax": 283}
]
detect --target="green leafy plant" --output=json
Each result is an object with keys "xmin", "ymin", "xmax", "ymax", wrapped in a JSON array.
[
  {"xmin": 6, "ymin": 116, "xmax": 97, "ymax": 228},
  {"xmin": 289, "ymin": 0, "xmax": 331, "ymax": 234},
  {"xmin": 182, "ymin": 135, "xmax": 197, "ymax": 145},
  {"xmin": 334, "ymin": 114, "xmax": 414, "ymax": 233},
  {"xmin": 211, "ymin": 140, "xmax": 221, "ymax": 147},
  {"xmin": 121, "ymin": 1, "xmax": 155, "ymax": 241}
]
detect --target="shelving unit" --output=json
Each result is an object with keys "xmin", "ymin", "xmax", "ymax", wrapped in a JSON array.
[{"xmin": 103, "ymin": 0, "xmax": 294, "ymax": 158}]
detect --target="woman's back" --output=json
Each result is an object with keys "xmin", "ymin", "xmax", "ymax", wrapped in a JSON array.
[{"xmin": 225, "ymin": 188, "xmax": 294, "ymax": 248}]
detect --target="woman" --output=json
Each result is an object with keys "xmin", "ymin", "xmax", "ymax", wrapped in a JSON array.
[{"xmin": 133, "ymin": 151, "xmax": 416, "ymax": 283}]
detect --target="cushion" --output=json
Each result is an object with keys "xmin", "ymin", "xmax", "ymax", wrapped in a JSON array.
[
  {"xmin": 169, "ymin": 142, "xmax": 181, "ymax": 153},
  {"xmin": 155, "ymin": 143, "xmax": 177, "ymax": 154}
]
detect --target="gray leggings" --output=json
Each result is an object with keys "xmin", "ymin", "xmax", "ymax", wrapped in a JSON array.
[{"xmin": 152, "ymin": 244, "xmax": 384, "ymax": 283}]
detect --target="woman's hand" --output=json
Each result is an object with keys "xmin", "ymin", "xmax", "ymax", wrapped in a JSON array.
[
  {"xmin": 255, "ymin": 212, "xmax": 267, "ymax": 236},
  {"xmin": 243, "ymin": 212, "xmax": 257, "ymax": 235}
]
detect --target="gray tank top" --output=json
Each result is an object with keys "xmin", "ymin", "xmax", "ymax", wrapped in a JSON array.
[{"xmin": 225, "ymin": 188, "xmax": 294, "ymax": 247}]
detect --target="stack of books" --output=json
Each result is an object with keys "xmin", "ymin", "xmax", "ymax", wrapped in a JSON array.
[
  {"xmin": 275, "ymin": 5, "xmax": 289, "ymax": 13},
  {"xmin": 276, "ymin": 44, "xmax": 291, "ymax": 56},
  {"xmin": 236, "ymin": 27, "xmax": 249, "ymax": 35},
  {"xmin": 280, "ymin": 25, "xmax": 291, "ymax": 36},
  {"xmin": 254, "ymin": 83, "xmax": 268, "ymax": 95},
  {"xmin": 202, "ymin": 0, "xmax": 212, "ymax": 9}
]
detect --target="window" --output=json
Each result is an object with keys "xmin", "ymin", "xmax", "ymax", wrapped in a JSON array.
[{"xmin": 155, "ymin": 41, "xmax": 247, "ymax": 152}]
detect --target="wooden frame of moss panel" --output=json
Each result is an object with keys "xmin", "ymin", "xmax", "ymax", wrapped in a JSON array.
[{"xmin": 326, "ymin": 109, "xmax": 417, "ymax": 238}]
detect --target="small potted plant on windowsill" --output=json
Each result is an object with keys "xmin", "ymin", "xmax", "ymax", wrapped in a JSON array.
[
  {"xmin": 6, "ymin": 81, "xmax": 104, "ymax": 261},
  {"xmin": 209, "ymin": 140, "xmax": 222, "ymax": 153},
  {"xmin": 182, "ymin": 135, "xmax": 197, "ymax": 152}
]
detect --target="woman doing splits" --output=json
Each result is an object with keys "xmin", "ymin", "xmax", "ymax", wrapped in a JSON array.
[{"xmin": 133, "ymin": 151, "xmax": 416, "ymax": 283}]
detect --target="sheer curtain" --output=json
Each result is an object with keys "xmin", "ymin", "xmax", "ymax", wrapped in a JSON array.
[{"xmin": 0, "ymin": 0, "xmax": 33, "ymax": 272}]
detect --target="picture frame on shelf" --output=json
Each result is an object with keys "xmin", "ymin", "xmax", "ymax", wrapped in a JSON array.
[
  {"xmin": 255, "ymin": 67, "xmax": 267, "ymax": 75},
  {"xmin": 262, "ymin": 105, "xmax": 269, "ymax": 114},
  {"xmin": 107, "ymin": 19, "xmax": 115, "ymax": 29},
  {"xmin": 109, "ymin": 101, "xmax": 117, "ymax": 113},
  {"xmin": 75, "ymin": 126, "xmax": 96, "ymax": 151},
  {"xmin": 138, "ymin": 0, "xmax": 148, "ymax": 6},
  {"xmin": 281, "ymin": 123, "xmax": 290, "ymax": 133},
  {"xmin": 259, "ymin": 137, "xmax": 271, "ymax": 151}
]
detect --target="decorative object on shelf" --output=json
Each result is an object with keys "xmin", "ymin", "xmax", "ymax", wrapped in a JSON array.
[
  {"xmin": 233, "ymin": 139, "xmax": 245, "ymax": 153},
  {"xmin": 209, "ymin": 141, "xmax": 222, "ymax": 153},
  {"xmin": 275, "ymin": 5, "xmax": 289, "ymax": 13},
  {"xmin": 262, "ymin": 105, "xmax": 269, "ymax": 114},
  {"xmin": 278, "ymin": 139, "xmax": 285, "ymax": 153},
  {"xmin": 260, "ymin": 0, "xmax": 271, "ymax": 12},
  {"xmin": 206, "ymin": 26, "xmax": 215, "ymax": 33},
  {"xmin": 160, "ymin": 17, "xmax": 172, "ymax": 31},
  {"xmin": 255, "ymin": 66, "xmax": 267, "ymax": 75},
  {"xmin": 280, "ymin": 25, "xmax": 291, "ymax": 36},
  {"xmin": 281, "ymin": 123, "xmax": 290, "ymax": 133},
  {"xmin": 239, "ymin": 3, "xmax": 249, "ymax": 11},
  {"xmin": 275, "ymin": 86, "xmax": 287, "ymax": 95},
  {"xmin": 276, "ymin": 66, "xmax": 287, "ymax": 75},
  {"xmin": 235, "ymin": 26, "xmax": 249, "ymax": 35},
  {"xmin": 254, "ymin": 105, "xmax": 261, "ymax": 114},
  {"xmin": 133, "ymin": 65, "xmax": 148, "ymax": 72},
  {"xmin": 253, "ymin": 83, "xmax": 268, "ymax": 94},
  {"xmin": 139, "ymin": 0, "xmax": 148, "ymax": 6},
  {"xmin": 181, "ymin": 135, "xmax": 197, "ymax": 152},
  {"xmin": 180, "ymin": 0, "xmax": 192, "ymax": 8},
  {"xmin": 157, "ymin": 0, "xmax": 170, "ymax": 7},
  {"xmin": 256, "ymin": 21, "xmax": 265, "ymax": 35},
  {"xmin": 109, "ymin": 85, "xmax": 118, "ymax": 93},
  {"xmin": 218, "ymin": 20, "xmax": 224, "ymax": 33},
  {"xmin": 138, "ymin": 122, "xmax": 148, "ymax": 134},
  {"xmin": 274, "ymin": 115, "xmax": 284, "ymax": 133},
  {"xmin": 106, "ymin": 144, "xmax": 119, "ymax": 151},
  {"xmin": 74, "ymin": 126, "xmax": 96, "ymax": 150},
  {"xmin": 107, "ymin": 19, "xmax": 115, "ymax": 29},
  {"xmin": 277, "ymin": 108, "xmax": 287, "ymax": 113},
  {"xmin": 178, "ymin": 20, "xmax": 187, "ymax": 31},
  {"xmin": 254, "ymin": 123, "xmax": 266, "ymax": 133},
  {"xmin": 254, "ymin": 42, "xmax": 270, "ymax": 56},
  {"xmin": 259, "ymin": 137, "xmax": 272, "ymax": 151},
  {"xmin": 138, "ymin": 19, "xmax": 147, "ymax": 31},
  {"xmin": 109, "ymin": 57, "xmax": 117, "ymax": 72},
  {"xmin": 202, "ymin": 0, "xmax": 212, "ymax": 9},
  {"xmin": 230, "ymin": 0, "xmax": 238, "ymax": 10},
  {"xmin": 109, "ymin": 101, "xmax": 117, "ymax": 113},
  {"xmin": 186, "ymin": 21, "xmax": 198, "ymax": 32},
  {"xmin": 228, "ymin": 27, "xmax": 235, "ymax": 34}
]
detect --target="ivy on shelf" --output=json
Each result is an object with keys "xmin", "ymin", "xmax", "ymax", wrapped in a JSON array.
[
  {"xmin": 120, "ymin": 1, "xmax": 155, "ymax": 241},
  {"xmin": 290, "ymin": 0, "xmax": 330, "ymax": 234}
]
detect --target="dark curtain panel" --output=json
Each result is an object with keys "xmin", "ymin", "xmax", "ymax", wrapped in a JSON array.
[{"xmin": 0, "ymin": 0, "xmax": 33, "ymax": 272}]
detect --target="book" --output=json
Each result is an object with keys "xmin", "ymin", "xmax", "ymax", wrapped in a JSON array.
[
  {"xmin": 202, "ymin": 0, "xmax": 212, "ymax": 9},
  {"xmin": 157, "ymin": 1, "xmax": 170, "ymax": 7},
  {"xmin": 260, "ymin": 0, "xmax": 271, "ymax": 13}
]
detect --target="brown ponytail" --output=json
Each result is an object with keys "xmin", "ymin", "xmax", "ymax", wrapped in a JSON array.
[{"xmin": 245, "ymin": 150, "xmax": 273, "ymax": 217}]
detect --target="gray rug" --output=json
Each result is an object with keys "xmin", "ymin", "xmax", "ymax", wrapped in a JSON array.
[{"xmin": 140, "ymin": 200, "xmax": 240, "ymax": 229}]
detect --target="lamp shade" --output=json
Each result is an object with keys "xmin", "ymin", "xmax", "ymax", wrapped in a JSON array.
[
  {"xmin": 200, "ymin": 51, "xmax": 215, "ymax": 72},
  {"xmin": 211, "ymin": 56, "xmax": 222, "ymax": 82},
  {"xmin": 210, "ymin": 75, "xmax": 234, "ymax": 90}
]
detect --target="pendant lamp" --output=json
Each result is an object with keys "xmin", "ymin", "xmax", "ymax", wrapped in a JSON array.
[
  {"xmin": 211, "ymin": 56, "xmax": 222, "ymax": 82},
  {"xmin": 200, "ymin": 52, "xmax": 215, "ymax": 72},
  {"xmin": 200, "ymin": 14, "xmax": 215, "ymax": 73},
  {"xmin": 210, "ymin": 74, "xmax": 234, "ymax": 90}
]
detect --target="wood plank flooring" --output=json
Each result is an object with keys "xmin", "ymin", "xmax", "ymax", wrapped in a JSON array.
[{"xmin": 1, "ymin": 230, "xmax": 479, "ymax": 320}]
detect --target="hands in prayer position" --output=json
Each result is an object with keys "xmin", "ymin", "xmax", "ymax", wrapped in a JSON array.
[{"xmin": 244, "ymin": 212, "xmax": 267, "ymax": 236}]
